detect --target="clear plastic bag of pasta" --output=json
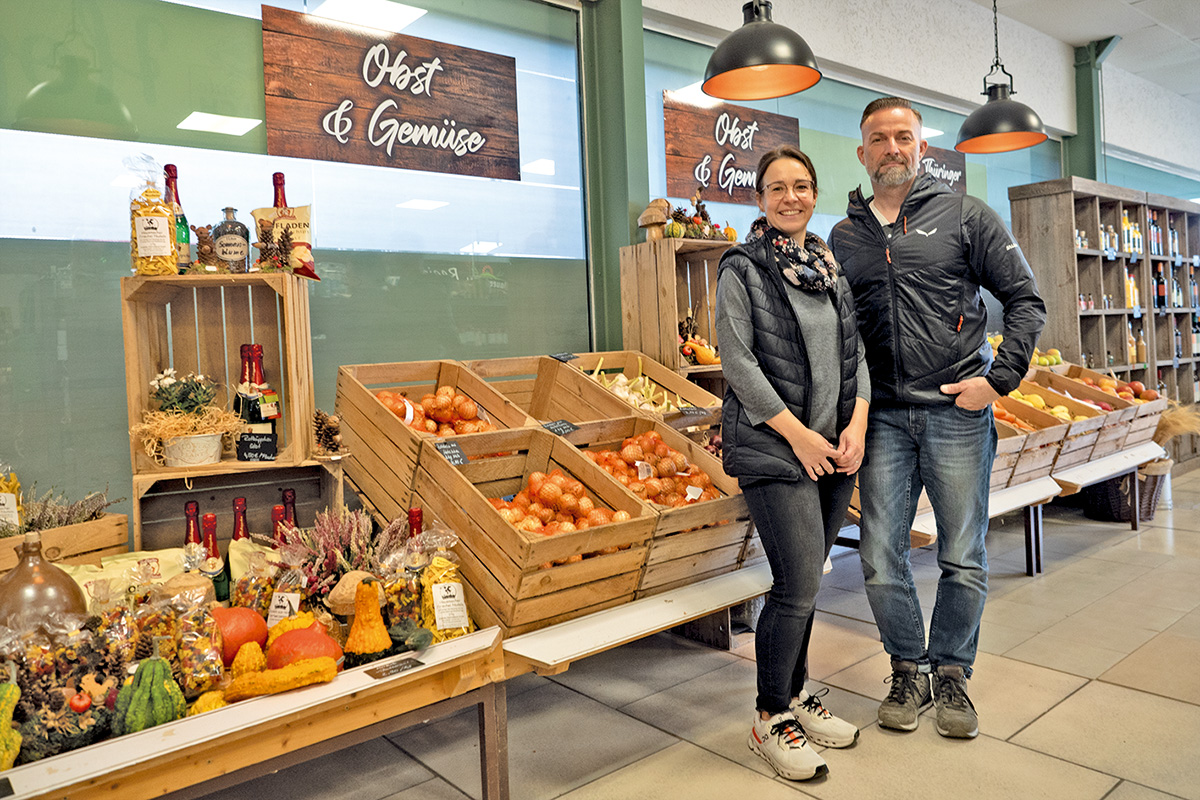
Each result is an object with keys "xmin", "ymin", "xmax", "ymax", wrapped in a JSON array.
[
  {"xmin": 125, "ymin": 154, "xmax": 178, "ymax": 275},
  {"xmin": 174, "ymin": 587, "xmax": 223, "ymax": 698},
  {"xmin": 419, "ymin": 523, "xmax": 474, "ymax": 643},
  {"xmin": 231, "ymin": 551, "xmax": 275, "ymax": 619}
]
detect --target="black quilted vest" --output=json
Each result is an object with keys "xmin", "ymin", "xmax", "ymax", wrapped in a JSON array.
[{"xmin": 717, "ymin": 235, "xmax": 860, "ymax": 482}]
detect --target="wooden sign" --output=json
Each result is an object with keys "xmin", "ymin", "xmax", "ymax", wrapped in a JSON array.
[
  {"xmin": 664, "ymin": 91, "xmax": 800, "ymax": 205},
  {"xmin": 920, "ymin": 146, "xmax": 967, "ymax": 195},
  {"xmin": 261, "ymin": 5, "xmax": 519, "ymax": 180}
]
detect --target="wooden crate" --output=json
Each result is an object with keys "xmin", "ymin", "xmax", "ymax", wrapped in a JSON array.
[
  {"xmin": 557, "ymin": 417, "xmax": 753, "ymax": 597},
  {"xmin": 1028, "ymin": 368, "xmax": 1135, "ymax": 456},
  {"xmin": 461, "ymin": 356, "xmax": 636, "ymax": 425},
  {"xmin": 335, "ymin": 360, "xmax": 537, "ymax": 525},
  {"xmin": 999, "ymin": 397, "xmax": 1069, "ymax": 482},
  {"xmin": 620, "ymin": 239, "xmax": 734, "ymax": 374},
  {"xmin": 0, "ymin": 515, "xmax": 129, "ymax": 574},
  {"xmin": 1014, "ymin": 379, "xmax": 1104, "ymax": 469},
  {"xmin": 412, "ymin": 428, "xmax": 655, "ymax": 637},
  {"xmin": 992, "ymin": 422, "xmax": 1026, "ymax": 489},
  {"xmin": 121, "ymin": 274, "xmax": 315, "ymax": 477},
  {"xmin": 1056, "ymin": 364, "xmax": 1167, "ymax": 448},
  {"xmin": 569, "ymin": 351, "xmax": 722, "ymax": 429}
]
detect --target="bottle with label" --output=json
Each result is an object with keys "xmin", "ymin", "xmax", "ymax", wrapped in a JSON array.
[
  {"xmin": 213, "ymin": 207, "xmax": 250, "ymax": 272},
  {"xmin": 1191, "ymin": 268, "xmax": 1198, "ymax": 308},
  {"xmin": 1124, "ymin": 269, "xmax": 1134, "ymax": 308},
  {"xmin": 1175, "ymin": 328, "xmax": 1184, "ymax": 359},
  {"xmin": 271, "ymin": 503, "xmax": 288, "ymax": 547},
  {"xmin": 1126, "ymin": 321, "xmax": 1137, "ymax": 364},
  {"xmin": 282, "ymin": 488, "xmax": 297, "ymax": 527},
  {"xmin": 163, "ymin": 164, "xmax": 191, "ymax": 273},
  {"xmin": 1174, "ymin": 276, "xmax": 1184, "ymax": 308},
  {"xmin": 1087, "ymin": 293, "xmax": 1094, "ymax": 311},
  {"xmin": 1121, "ymin": 210, "xmax": 1132, "ymax": 252},
  {"xmin": 200, "ymin": 512, "xmax": 230, "ymax": 602},
  {"xmin": 232, "ymin": 497, "xmax": 250, "ymax": 541},
  {"xmin": 1157, "ymin": 369, "xmax": 1167, "ymax": 397},
  {"xmin": 183, "ymin": 500, "xmax": 202, "ymax": 545},
  {"xmin": 1136, "ymin": 328, "xmax": 1147, "ymax": 364},
  {"xmin": 234, "ymin": 344, "xmax": 277, "ymax": 436},
  {"xmin": 1156, "ymin": 265, "xmax": 1168, "ymax": 309}
]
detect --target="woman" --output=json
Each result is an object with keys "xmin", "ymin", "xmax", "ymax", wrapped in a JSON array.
[{"xmin": 716, "ymin": 145, "xmax": 870, "ymax": 781}]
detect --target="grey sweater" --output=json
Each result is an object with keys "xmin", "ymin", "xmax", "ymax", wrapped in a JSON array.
[{"xmin": 716, "ymin": 268, "xmax": 870, "ymax": 440}]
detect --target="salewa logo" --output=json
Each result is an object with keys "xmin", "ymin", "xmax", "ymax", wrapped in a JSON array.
[
  {"xmin": 915, "ymin": 228, "xmax": 937, "ymax": 237},
  {"xmin": 1006, "ymin": 243, "xmax": 1018, "ymax": 251}
]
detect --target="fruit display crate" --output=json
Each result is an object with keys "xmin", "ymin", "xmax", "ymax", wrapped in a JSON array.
[
  {"xmin": 1028, "ymin": 369, "xmax": 1137, "ymax": 457},
  {"xmin": 619, "ymin": 238, "xmax": 733, "ymax": 374},
  {"xmin": 568, "ymin": 351, "xmax": 723, "ymax": 429},
  {"xmin": 999, "ymin": 399, "xmax": 1069, "ymax": 484},
  {"xmin": 1053, "ymin": 364, "xmax": 1167, "ymax": 448},
  {"xmin": 0, "ymin": 514, "xmax": 129, "ymax": 575},
  {"xmin": 992, "ymin": 424, "xmax": 1027, "ymax": 489},
  {"xmin": 558, "ymin": 417, "xmax": 753, "ymax": 598},
  {"xmin": 120, "ymin": 274, "xmax": 316, "ymax": 477},
  {"xmin": 411, "ymin": 428, "xmax": 656, "ymax": 637},
  {"xmin": 335, "ymin": 360, "xmax": 538, "ymax": 524},
  {"xmin": 461, "ymin": 355, "xmax": 638, "ymax": 426},
  {"xmin": 1012, "ymin": 379, "xmax": 1105, "ymax": 469}
]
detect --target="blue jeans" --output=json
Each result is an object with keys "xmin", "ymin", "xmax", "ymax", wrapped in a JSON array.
[
  {"xmin": 742, "ymin": 472, "xmax": 856, "ymax": 714},
  {"xmin": 858, "ymin": 404, "xmax": 996, "ymax": 672}
]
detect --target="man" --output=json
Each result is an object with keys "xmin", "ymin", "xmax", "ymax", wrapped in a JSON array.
[{"xmin": 829, "ymin": 97, "xmax": 1045, "ymax": 739}]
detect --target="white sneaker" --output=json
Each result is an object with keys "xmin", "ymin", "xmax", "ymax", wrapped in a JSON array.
[
  {"xmin": 791, "ymin": 688, "xmax": 859, "ymax": 748},
  {"xmin": 748, "ymin": 711, "xmax": 828, "ymax": 781}
]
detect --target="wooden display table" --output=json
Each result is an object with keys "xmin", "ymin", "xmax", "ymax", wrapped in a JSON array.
[{"xmin": 6, "ymin": 629, "xmax": 506, "ymax": 800}]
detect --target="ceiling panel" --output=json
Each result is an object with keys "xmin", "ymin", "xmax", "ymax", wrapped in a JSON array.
[
  {"xmin": 1105, "ymin": 24, "xmax": 1199, "ymax": 73},
  {"xmin": 1131, "ymin": 0, "xmax": 1200, "ymax": 39}
]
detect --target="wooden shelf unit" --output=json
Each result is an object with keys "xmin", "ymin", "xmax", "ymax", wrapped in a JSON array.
[
  {"xmin": 120, "ymin": 273, "xmax": 319, "ymax": 546},
  {"xmin": 1009, "ymin": 177, "xmax": 1200, "ymax": 463}
]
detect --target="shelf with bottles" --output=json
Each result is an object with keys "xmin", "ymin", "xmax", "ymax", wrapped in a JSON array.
[{"xmin": 121, "ymin": 272, "xmax": 316, "ymax": 478}]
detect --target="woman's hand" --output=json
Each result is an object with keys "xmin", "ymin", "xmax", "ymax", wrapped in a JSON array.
[
  {"xmin": 834, "ymin": 398, "xmax": 869, "ymax": 474},
  {"xmin": 789, "ymin": 426, "xmax": 841, "ymax": 481}
]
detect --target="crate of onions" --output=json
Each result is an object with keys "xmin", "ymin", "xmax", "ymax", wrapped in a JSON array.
[
  {"xmin": 411, "ymin": 427, "xmax": 655, "ymax": 636},
  {"xmin": 334, "ymin": 360, "xmax": 537, "ymax": 524},
  {"xmin": 560, "ymin": 418, "xmax": 753, "ymax": 597}
]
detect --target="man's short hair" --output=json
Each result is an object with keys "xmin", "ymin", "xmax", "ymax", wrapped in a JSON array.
[{"xmin": 860, "ymin": 97, "xmax": 923, "ymax": 128}]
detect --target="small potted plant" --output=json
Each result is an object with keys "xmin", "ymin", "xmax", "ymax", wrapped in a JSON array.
[{"xmin": 130, "ymin": 369, "xmax": 243, "ymax": 467}]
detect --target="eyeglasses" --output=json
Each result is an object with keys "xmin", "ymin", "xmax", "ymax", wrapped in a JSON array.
[{"xmin": 764, "ymin": 180, "xmax": 815, "ymax": 200}]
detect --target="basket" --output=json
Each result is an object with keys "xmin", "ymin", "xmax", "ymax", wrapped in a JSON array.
[{"xmin": 1081, "ymin": 458, "xmax": 1173, "ymax": 523}]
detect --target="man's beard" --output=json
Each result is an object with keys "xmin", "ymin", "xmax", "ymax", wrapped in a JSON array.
[{"xmin": 874, "ymin": 159, "xmax": 916, "ymax": 187}]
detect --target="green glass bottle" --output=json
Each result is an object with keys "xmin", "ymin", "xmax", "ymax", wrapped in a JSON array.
[{"xmin": 164, "ymin": 164, "xmax": 191, "ymax": 273}]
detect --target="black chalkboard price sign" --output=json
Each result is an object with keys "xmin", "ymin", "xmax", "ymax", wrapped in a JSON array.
[
  {"xmin": 434, "ymin": 440, "xmax": 468, "ymax": 465},
  {"xmin": 548, "ymin": 352, "xmax": 578, "ymax": 363},
  {"xmin": 236, "ymin": 432, "xmax": 278, "ymax": 461},
  {"xmin": 542, "ymin": 419, "xmax": 579, "ymax": 435}
]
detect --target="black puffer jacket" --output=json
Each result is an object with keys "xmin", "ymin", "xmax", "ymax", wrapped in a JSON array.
[
  {"xmin": 829, "ymin": 174, "xmax": 1045, "ymax": 406},
  {"xmin": 717, "ymin": 235, "xmax": 860, "ymax": 482}
]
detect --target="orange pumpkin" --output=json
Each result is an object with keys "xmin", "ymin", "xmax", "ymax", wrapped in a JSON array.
[
  {"xmin": 211, "ymin": 606, "xmax": 270, "ymax": 668},
  {"xmin": 267, "ymin": 625, "xmax": 344, "ymax": 671}
]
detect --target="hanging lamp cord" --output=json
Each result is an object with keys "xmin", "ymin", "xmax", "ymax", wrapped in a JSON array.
[{"xmin": 991, "ymin": 0, "xmax": 1002, "ymax": 69}]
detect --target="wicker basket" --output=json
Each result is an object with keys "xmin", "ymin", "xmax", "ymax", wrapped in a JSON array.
[{"xmin": 1082, "ymin": 458, "xmax": 1173, "ymax": 523}]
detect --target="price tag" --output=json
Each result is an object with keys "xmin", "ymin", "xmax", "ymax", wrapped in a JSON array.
[
  {"xmin": 434, "ymin": 440, "xmax": 468, "ymax": 465},
  {"xmin": 266, "ymin": 592, "xmax": 303, "ymax": 627},
  {"xmin": 258, "ymin": 389, "xmax": 282, "ymax": 420},
  {"xmin": 1174, "ymin": 356, "xmax": 1181, "ymax": 369},
  {"xmin": 548, "ymin": 352, "xmax": 578, "ymax": 363},
  {"xmin": 432, "ymin": 582, "xmax": 470, "ymax": 629},
  {"xmin": 1193, "ymin": 255, "xmax": 1199, "ymax": 268},
  {"xmin": 542, "ymin": 419, "xmax": 579, "ymax": 435},
  {"xmin": 636, "ymin": 460, "xmax": 654, "ymax": 481},
  {"xmin": 365, "ymin": 656, "xmax": 424, "ymax": 680},
  {"xmin": 1176, "ymin": 253, "xmax": 1184, "ymax": 267},
  {"xmin": 0, "ymin": 494, "xmax": 18, "ymax": 528},
  {"xmin": 678, "ymin": 405, "xmax": 712, "ymax": 417},
  {"xmin": 1132, "ymin": 306, "xmax": 1141, "ymax": 319},
  {"xmin": 1105, "ymin": 248, "xmax": 1116, "ymax": 261},
  {"xmin": 685, "ymin": 485, "xmax": 704, "ymax": 501},
  {"xmin": 1130, "ymin": 251, "xmax": 1139, "ymax": 264},
  {"xmin": 0, "ymin": 777, "xmax": 13, "ymax": 797},
  {"xmin": 236, "ymin": 432, "xmax": 278, "ymax": 461}
]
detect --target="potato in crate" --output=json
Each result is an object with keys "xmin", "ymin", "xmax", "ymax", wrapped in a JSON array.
[
  {"xmin": 559, "ymin": 417, "xmax": 753, "ymax": 597},
  {"xmin": 412, "ymin": 428, "xmax": 654, "ymax": 636},
  {"xmin": 335, "ymin": 360, "xmax": 537, "ymax": 524}
]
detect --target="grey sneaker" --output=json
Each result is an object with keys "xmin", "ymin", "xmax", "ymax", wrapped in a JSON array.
[
  {"xmin": 933, "ymin": 665, "xmax": 979, "ymax": 739},
  {"xmin": 878, "ymin": 659, "xmax": 932, "ymax": 731}
]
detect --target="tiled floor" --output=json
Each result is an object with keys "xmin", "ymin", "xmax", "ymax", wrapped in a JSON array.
[{"xmin": 198, "ymin": 469, "xmax": 1200, "ymax": 800}]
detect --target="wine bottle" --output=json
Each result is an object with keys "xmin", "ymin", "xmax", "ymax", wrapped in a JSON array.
[
  {"xmin": 273, "ymin": 172, "xmax": 288, "ymax": 209},
  {"xmin": 235, "ymin": 344, "xmax": 275, "ymax": 435},
  {"xmin": 213, "ymin": 207, "xmax": 250, "ymax": 273},
  {"xmin": 164, "ymin": 164, "xmax": 191, "ymax": 273},
  {"xmin": 232, "ymin": 497, "xmax": 250, "ymax": 541},
  {"xmin": 271, "ymin": 503, "xmax": 287, "ymax": 548},
  {"xmin": 282, "ymin": 488, "xmax": 297, "ymax": 527},
  {"xmin": 1156, "ymin": 266, "xmax": 1168, "ymax": 309},
  {"xmin": 1136, "ymin": 328, "xmax": 1147, "ymax": 364},
  {"xmin": 201, "ymin": 512, "xmax": 230, "ymax": 602},
  {"xmin": 408, "ymin": 506, "xmax": 423, "ymax": 539},
  {"xmin": 1126, "ymin": 321, "xmax": 1136, "ymax": 364},
  {"xmin": 184, "ymin": 500, "xmax": 202, "ymax": 545}
]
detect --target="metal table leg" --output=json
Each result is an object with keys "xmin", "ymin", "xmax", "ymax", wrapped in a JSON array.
[
  {"xmin": 1129, "ymin": 467, "xmax": 1140, "ymax": 531},
  {"xmin": 1024, "ymin": 503, "xmax": 1044, "ymax": 576}
]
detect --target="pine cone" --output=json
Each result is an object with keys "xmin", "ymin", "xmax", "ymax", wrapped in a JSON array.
[
  {"xmin": 48, "ymin": 691, "xmax": 65, "ymax": 712},
  {"xmin": 314, "ymin": 409, "xmax": 342, "ymax": 454},
  {"xmin": 82, "ymin": 616, "xmax": 103, "ymax": 634},
  {"xmin": 276, "ymin": 226, "xmax": 294, "ymax": 269},
  {"xmin": 133, "ymin": 634, "xmax": 154, "ymax": 661},
  {"xmin": 671, "ymin": 207, "xmax": 690, "ymax": 223}
]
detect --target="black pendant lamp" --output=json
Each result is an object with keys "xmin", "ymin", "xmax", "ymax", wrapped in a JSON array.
[
  {"xmin": 955, "ymin": 0, "xmax": 1048, "ymax": 154},
  {"xmin": 702, "ymin": 0, "xmax": 821, "ymax": 101}
]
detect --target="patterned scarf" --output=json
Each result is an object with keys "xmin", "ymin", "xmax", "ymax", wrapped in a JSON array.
[{"xmin": 748, "ymin": 216, "xmax": 839, "ymax": 292}]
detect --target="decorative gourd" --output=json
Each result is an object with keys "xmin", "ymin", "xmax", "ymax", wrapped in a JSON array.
[
  {"xmin": 230, "ymin": 641, "xmax": 268, "ymax": 678},
  {"xmin": 343, "ymin": 579, "xmax": 392, "ymax": 668},
  {"xmin": 223, "ymin": 657, "xmax": 338, "ymax": 703},
  {"xmin": 266, "ymin": 626, "xmax": 343, "ymax": 671},
  {"xmin": 267, "ymin": 611, "xmax": 318, "ymax": 648},
  {"xmin": 664, "ymin": 220, "xmax": 685, "ymax": 239},
  {"xmin": 0, "ymin": 663, "xmax": 21, "ymax": 770},
  {"xmin": 211, "ymin": 606, "xmax": 269, "ymax": 668},
  {"xmin": 112, "ymin": 640, "xmax": 186, "ymax": 736},
  {"xmin": 186, "ymin": 690, "xmax": 228, "ymax": 717}
]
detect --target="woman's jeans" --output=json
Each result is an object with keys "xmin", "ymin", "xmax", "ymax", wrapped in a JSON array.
[
  {"xmin": 742, "ymin": 471, "xmax": 856, "ymax": 714},
  {"xmin": 858, "ymin": 404, "xmax": 996, "ymax": 673}
]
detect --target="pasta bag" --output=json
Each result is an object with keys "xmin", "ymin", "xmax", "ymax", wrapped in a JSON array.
[
  {"xmin": 418, "ymin": 523, "xmax": 474, "ymax": 643},
  {"xmin": 125, "ymin": 155, "xmax": 177, "ymax": 276}
]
